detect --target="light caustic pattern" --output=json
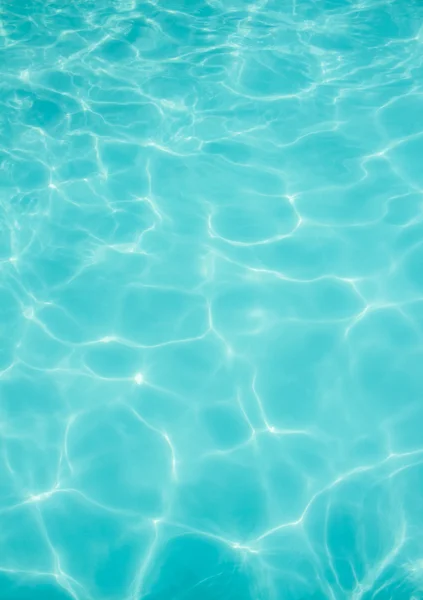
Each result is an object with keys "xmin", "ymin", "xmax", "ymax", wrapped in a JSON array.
[{"xmin": 1, "ymin": 0, "xmax": 423, "ymax": 598}]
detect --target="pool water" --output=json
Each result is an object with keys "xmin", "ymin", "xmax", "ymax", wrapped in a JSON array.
[{"xmin": 1, "ymin": 0, "xmax": 423, "ymax": 598}]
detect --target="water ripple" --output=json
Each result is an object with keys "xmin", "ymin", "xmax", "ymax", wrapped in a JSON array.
[{"xmin": 1, "ymin": 0, "xmax": 423, "ymax": 598}]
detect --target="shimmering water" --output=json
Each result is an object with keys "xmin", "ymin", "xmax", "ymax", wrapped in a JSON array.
[{"xmin": 1, "ymin": 0, "xmax": 423, "ymax": 598}]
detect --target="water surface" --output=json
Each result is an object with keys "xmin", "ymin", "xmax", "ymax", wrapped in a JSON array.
[{"xmin": 1, "ymin": 0, "xmax": 423, "ymax": 598}]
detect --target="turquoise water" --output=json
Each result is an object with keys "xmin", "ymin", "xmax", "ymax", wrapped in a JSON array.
[{"xmin": 1, "ymin": 0, "xmax": 423, "ymax": 598}]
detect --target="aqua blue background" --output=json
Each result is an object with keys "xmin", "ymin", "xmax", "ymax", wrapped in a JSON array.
[{"xmin": 1, "ymin": 0, "xmax": 423, "ymax": 598}]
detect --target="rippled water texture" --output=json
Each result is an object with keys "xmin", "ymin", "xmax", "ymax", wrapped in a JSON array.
[{"xmin": 1, "ymin": 0, "xmax": 423, "ymax": 598}]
